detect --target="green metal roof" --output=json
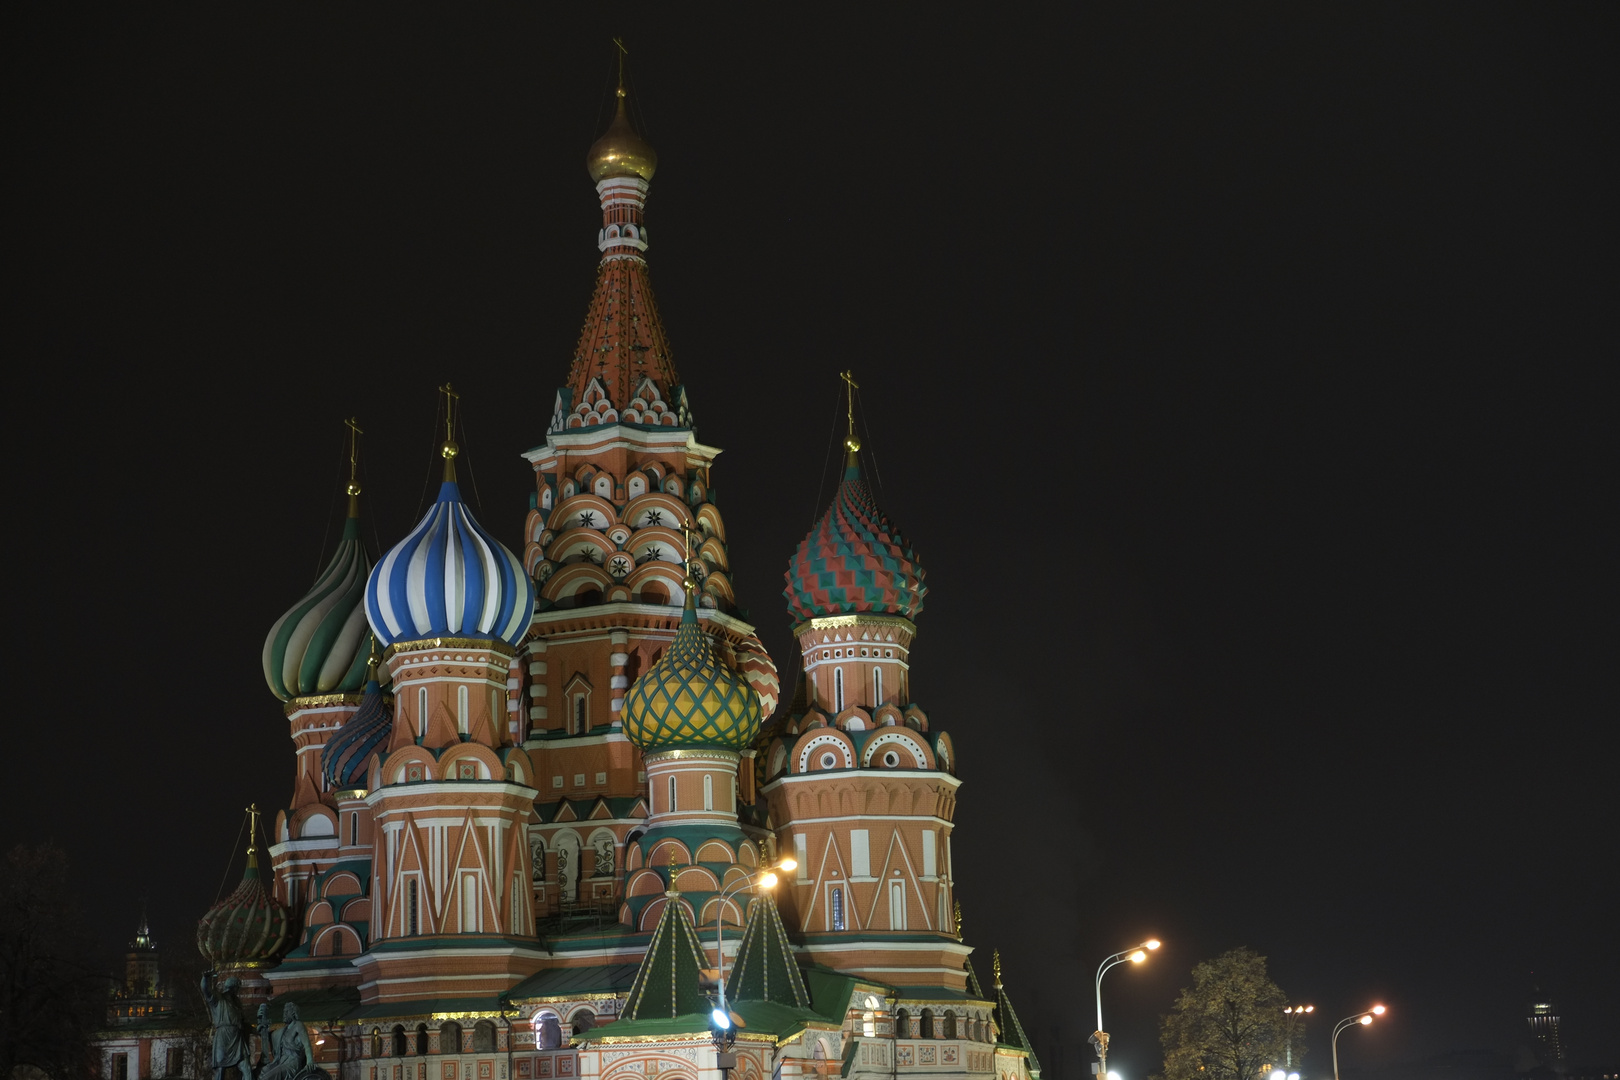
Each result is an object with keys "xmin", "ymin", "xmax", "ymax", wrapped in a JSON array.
[
  {"xmin": 726, "ymin": 895, "xmax": 810, "ymax": 1009},
  {"xmin": 508, "ymin": 964, "xmax": 641, "ymax": 1001},
  {"xmin": 621, "ymin": 895, "xmax": 708, "ymax": 1021}
]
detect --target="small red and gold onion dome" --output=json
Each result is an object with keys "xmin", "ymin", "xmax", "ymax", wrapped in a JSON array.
[
  {"xmin": 621, "ymin": 595, "xmax": 763, "ymax": 752},
  {"xmin": 196, "ymin": 850, "xmax": 290, "ymax": 970},
  {"xmin": 587, "ymin": 93, "xmax": 657, "ymax": 182},
  {"xmin": 784, "ymin": 455, "xmax": 927, "ymax": 622}
]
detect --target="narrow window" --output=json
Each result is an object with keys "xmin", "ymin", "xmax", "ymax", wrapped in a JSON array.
[
  {"xmin": 834, "ymin": 667, "xmax": 844, "ymax": 711},
  {"xmin": 461, "ymin": 872, "xmax": 478, "ymax": 931},
  {"xmin": 889, "ymin": 879, "xmax": 906, "ymax": 929},
  {"xmin": 491, "ymin": 689, "xmax": 500, "ymax": 732},
  {"xmin": 574, "ymin": 695, "xmax": 586, "ymax": 733},
  {"xmin": 873, "ymin": 666, "xmax": 883, "ymax": 705},
  {"xmin": 863, "ymin": 1010, "xmax": 876, "ymax": 1039},
  {"xmin": 407, "ymin": 879, "xmax": 419, "ymax": 936},
  {"xmin": 831, "ymin": 886, "xmax": 846, "ymax": 931},
  {"xmin": 417, "ymin": 688, "xmax": 428, "ymax": 737},
  {"xmin": 457, "ymin": 685, "xmax": 469, "ymax": 735},
  {"xmin": 667, "ymin": 775, "xmax": 677, "ymax": 813},
  {"xmin": 113, "ymin": 1056, "xmax": 128, "ymax": 1080},
  {"xmin": 703, "ymin": 774, "xmax": 713, "ymax": 811},
  {"xmin": 350, "ymin": 814, "xmax": 359, "ymax": 846}
]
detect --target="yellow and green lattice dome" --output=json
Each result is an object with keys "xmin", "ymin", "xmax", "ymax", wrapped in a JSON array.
[{"xmin": 621, "ymin": 597, "xmax": 762, "ymax": 752}]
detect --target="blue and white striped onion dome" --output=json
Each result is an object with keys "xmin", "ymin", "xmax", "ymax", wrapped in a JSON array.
[
  {"xmin": 263, "ymin": 515, "xmax": 381, "ymax": 701},
  {"xmin": 364, "ymin": 480, "xmax": 534, "ymax": 648},
  {"xmin": 320, "ymin": 677, "xmax": 391, "ymax": 790}
]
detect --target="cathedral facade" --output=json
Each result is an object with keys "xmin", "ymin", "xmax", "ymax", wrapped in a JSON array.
[{"xmin": 159, "ymin": 69, "xmax": 1040, "ymax": 1080}]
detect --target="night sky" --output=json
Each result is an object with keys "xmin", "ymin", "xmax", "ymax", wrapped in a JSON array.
[{"xmin": 5, "ymin": 5, "xmax": 1616, "ymax": 1074}]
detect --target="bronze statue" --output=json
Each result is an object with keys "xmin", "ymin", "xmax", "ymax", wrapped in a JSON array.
[
  {"xmin": 201, "ymin": 971, "xmax": 249, "ymax": 1080},
  {"xmin": 256, "ymin": 1002, "xmax": 315, "ymax": 1080}
]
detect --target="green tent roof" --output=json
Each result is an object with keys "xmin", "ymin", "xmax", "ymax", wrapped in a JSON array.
[
  {"xmin": 726, "ymin": 894, "xmax": 811, "ymax": 1009},
  {"xmin": 621, "ymin": 895, "xmax": 709, "ymax": 1021},
  {"xmin": 992, "ymin": 954, "xmax": 1041, "ymax": 1080}
]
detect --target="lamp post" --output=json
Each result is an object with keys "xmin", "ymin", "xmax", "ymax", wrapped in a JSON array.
[
  {"xmin": 1091, "ymin": 940, "xmax": 1161, "ymax": 1080},
  {"xmin": 1331, "ymin": 1006, "xmax": 1385, "ymax": 1080},
  {"xmin": 1282, "ymin": 1005, "xmax": 1315, "ymax": 1068},
  {"xmin": 709, "ymin": 857, "xmax": 798, "ymax": 1045}
]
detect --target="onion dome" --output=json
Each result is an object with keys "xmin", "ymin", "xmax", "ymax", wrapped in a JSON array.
[
  {"xmin": 621, "ymin": 590, "xmax": 763, "ymax": 752},
  {"xmin": 320, "ymin": 653, "xmax": 391, "ymax": 791},
  {"xmin": 784, "ymin": 453, "xmax": 927, "ymax": 622},
  {"xmin": 365, "ymin": 478, "xmax": 534, "ymax": 648},
  {"xmin": 263, "ymin": 512, "xmax": 380, "ymax": 701},
  {"xmin": 197, "ymin": 842, "xmax": 290, "ymax": 970},
  {"xmin": 587, "ymin": 87, "xmax": 657, "ymax": 182},
  {"xmin": 732, "ymin": 633, "xmax": 781, "ymax": 718}
]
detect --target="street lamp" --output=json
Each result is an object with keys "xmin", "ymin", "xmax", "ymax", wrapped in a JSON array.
[
  {"xmin": 1282, "ymin": 1005, "xmax": 1315, "ymax": 1067},
  {"xmin": 1091, "ymin": 940, "xmax": 1161, "ymax": 1080},
  {"xmin": 1331, "ymin": 1006, "xmax": 1385, "ymax": 1080},
  {"xmin": 709, "ymin": 857, "xmax": 798, "ymax": 1046}
]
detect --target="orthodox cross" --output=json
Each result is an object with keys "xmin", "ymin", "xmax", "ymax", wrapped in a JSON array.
[
  {"xmin": 438, "ymin": 383, "xmax": 460, "ymax": 477},
  {"xmin": 245, "ymin": 803, "xmax": 261, "ymax": 856},
  {"xmin": 992, "ymin": 948, "xmax": 1002, "ymax": 987},
  {"xmin": 612, "ymin": 38, "xmax": 629, "ymax": 99},
  {"xmin": 953, "ymin": 900, "xmax": 964, "ymax": 941},
  {"xmin": 344, "ymin": 417, "xmax": 363, "ymax": 500},
  {"xmin": 679, "ymin": 518, "xmax": 699, "ymax": 589},
  {"xmin": 839, "ymin": 369, "xmax": 861, "ymax": 452}
]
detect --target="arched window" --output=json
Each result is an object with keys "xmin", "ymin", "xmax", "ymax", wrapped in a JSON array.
[
  {"xmin": 703, "ymin": 774, "xmax": 713, "ymax": 811},
  {"xmin": 863, "ymin": 1010, "xmax": 876, "ymax": 1038},
  {"xmin": 921, "ymin": 1009, "xmax": 934, "ymax": 1039},
  {"xmin": 873, "ymin": 666, "xmax": 883, "ymax": 705},
  {"xmin": 834, "ymin": 667, "xmax": 844, "ymax": 711},
  {"xmin": 943, "ymin": 1011, "xmax": 956, "ymax": 1039},
  {"xmin": 573, "ymin": 695, "xmax": 586, "ymax": 734},
  {"xmin": 491, "ymin": 689, "xmax": 501, "ymax": 733},
  {"xmin": 667, "ymin": 775, "xmax": 677, "ymax": 813},
  {"xmin": 830, "ymin": 886, "xmax": 846, "ymax": 931},
  {"xmin": 371, "ymin": 1029, "xmax": 382, "ymax": 1058},
  {"xmin": 895, "ymin": 1009, "xmax": 910, "ymax": 1039},
  {"xmin": 533, "ymin": 1012, "xmax": 561, "ymax": 1050},
  {"xmin": 457, "ymin": 685, "xmax": 469, "ymax": 735},
  {"xmin": 417, "ymin": 688, "xmax": 428, "ymax": 738},
  {"xmin": 572, "ymin": 1009, "xmax": 595, "ymax": 1034},
  {"xmin": 438, "ymin": 1021, "xmax": 461, "ymax": 1054},
  {"xmin": 415, "ymin": 1024, "xmax": 428, "ymax": 1056},
  {"xmin": 392, "ymin": 1026, "xmax": 407, "ymax": 1057},
  {"xmin": 472, "ymin": 1021, "xmax": 495, "ymax": 1053},
  {"xmin": 407, "ymin": 879, "xmax": 420, "ymax": 936},
  {"xmin": 641, "ymin": 582, "xmax": 667, "ymax": 605}
]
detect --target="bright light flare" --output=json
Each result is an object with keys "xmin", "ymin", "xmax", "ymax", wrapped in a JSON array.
[
  {"xmin": 1144, "ymin": 939, "xmax": 1162, "ymax": 950},
  {"xmin": 760, "ymin": 872, "xmax": 779, "ymax": 888},
  {"xmin": 1107, "ymin": 1072, "xmax": 1122, "ymax": 1080},
  {"xmin": 1130, "ymin": 950, "xmax": 1147, "ymax": 963},
  {"xmin": 711, "ymin": 1008, "xmax": 731, "ymax": 1029},
  {"xmin": 777, "ymin": 857, "xmax": 798, "ymax": 872},
  {"xmin": 1359, "ymin": 1016, "xmax": 1372, "ymax": 1026},
  {"xmin": 1371, "ymin": 1005, "xmax": 1386, "ymax": 1016},
  {"xmin": 1271, "ymin": 1070, "xmax": 1287, "ymax": 1080}
]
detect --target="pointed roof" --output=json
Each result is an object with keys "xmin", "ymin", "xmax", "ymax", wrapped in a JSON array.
[
  {"xmin": 992, "ymin": 951, "xmax": 1041, "ymax": 1079},
  {"xmin": 726, "ymin": 893, "xmax": 810, "ymax": 1008},
  {"xmin": 621, "ymin": 894, "xmax": 709, "ymax": 1021},
  {"xmin": 561, "ymin": 256, "xmax": 683, "ymax": 431}
]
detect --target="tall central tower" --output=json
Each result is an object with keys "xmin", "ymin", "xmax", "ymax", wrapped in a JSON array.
[{"xmin": 514, "ymin": 65, "xmax": 779, "ymax": 930}]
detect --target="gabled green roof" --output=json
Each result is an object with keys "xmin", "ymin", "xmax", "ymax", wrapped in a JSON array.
[
  {"xmin": 621, "ymin": 895, "xmax": 708, "ymax": 1021},
  {"xmin": 726, "ymin": 894, "xmax": 810, "ymax": 1009},
  {"xmin": 992, "ymin": 953, "xmax": 1041, "ymax": 1080},
  {"xmin": 964, "ymin": 957, "xmax": 985, "ymax": 999}
]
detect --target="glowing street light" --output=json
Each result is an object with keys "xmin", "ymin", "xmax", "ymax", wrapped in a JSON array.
[
  {"xmin": 1332, "ymin": 1006, "xmax": 1387, "ymax": 1080},
  {"xmin": 1282, "ymin": 1004, "xmax": 1315, "ymax": 1067},
  {"xmin": 709, "ymin": 857, "xmax": 798, "ymax": 1047},
  {"xmin": 1091, "ymin": 940, "xmax": 1161, "ymax": 1080}
]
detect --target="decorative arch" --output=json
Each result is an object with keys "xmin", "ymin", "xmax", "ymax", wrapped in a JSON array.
[
  {"xmin": 694, "ymin": 839, "xmax": 736, "ymax": 865},
  {"xmin": 624, "ymin": 563, "xmax": 685, "ymax": 606},
  {"xmin": 440, "ymin": 743, "xmax": 502, "ymax": 781},
  {"xmin": 792, "ymin": 729, "xmax": 857, "ymax": 774},
  {"xmin": 861, "ymin": 729, "xmax": 934, "ymax": 770},
  {"xmin": 698, "ymin": 894, "xmax": 745, "ymax": 928},
  {"xmin": 547, "ymin": 495, "xmax": 618, "ymax": 533},
  {"xmin": 383, "ymin": 746, "xmax": 438, "ymax": 786},
  {"xmin": 291, "ymin": 806, "xmax": 337, "ymax": 839},
  {"xmin": 543, "ymin": 563, "xmax": 615, "ymax": 607},
  {"xmin": 621, "ymin": 493, "xmax": 690, "ymax": 531}
]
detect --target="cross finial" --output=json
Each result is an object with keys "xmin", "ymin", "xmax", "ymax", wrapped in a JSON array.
[
  {"xmin": 666, "ymin": 848, "xmax": 681, "ymax": 895},
  {"xmin": 438, "ymin": 383, "xmax": 461, "ymax": 480},
  {"xmin": 839, "ymin": 370, "xmax": 861, "ymax": 456},
  {"xmin": 992, "ymin": 948, "xmax": 1002, "ymax": 987},
  {"xmin": 245, "ymin": 803, "xmax": 261, "ymax": 859},
  {"xmin": 344, "ymin": 417, "xmax": 364, "ymax": 513},
  {"xmin": 612, "ymin": 37, "xmax": 628, "ymax": 97},
  {"xmin": 679, "ymin": 518, "xmax": 699, "ymax": 597},
  {"xmin": 953, "ymin": 900, "xmax": 963, "ymax": 941}
]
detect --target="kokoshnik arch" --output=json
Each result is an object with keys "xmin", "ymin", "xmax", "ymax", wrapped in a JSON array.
[{"xmin": 141, "ymin": 59, "xmax": 1044, "ymax": 1080}]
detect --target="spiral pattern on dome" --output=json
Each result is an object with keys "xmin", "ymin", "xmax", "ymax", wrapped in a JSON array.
[
  {"xmin": 784, "ymin": 457, "xmax": 927, "ymax": 622},
  {"xmin": 264, "ymin": 516, "xmax": 379, "ymax": 701},
  {"xmin": 365, "ymin": 480, "xmax": 534, "ymax": 648},
  {"xmin": 320, "ymin": 677, "xmax": 391, "ymax": 791},
  {"xmin": 196, "ymin": 855, "xmax": 290, "ymax": 969},
  {"xmin": 621, "ymin": 598, "xmax": 763, "ymax": 752}
]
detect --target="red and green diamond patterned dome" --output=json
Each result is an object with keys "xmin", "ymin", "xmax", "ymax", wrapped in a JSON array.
[{"xmin": 785, "ymin": 455, "xmax": 927, "ymax": 622}]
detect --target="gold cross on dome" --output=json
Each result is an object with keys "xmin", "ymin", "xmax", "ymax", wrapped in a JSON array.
[
  {"xmin": 344, "ymin": 417, "xmax": 363, "ymax": 497},
  {"xmin": 839, "ymin": 370, "xmax": 861, "ymax": 452},
  {"xmin": 438, "ymin": 383, "xmax": 460, "ymax": 443},
  {"xmin": 246, "ymin": 803, "xmax": 261, "ymax": 855},
  {"xmin": 679, "ymin": 518, "xmax": 700, "ymax": 590}
]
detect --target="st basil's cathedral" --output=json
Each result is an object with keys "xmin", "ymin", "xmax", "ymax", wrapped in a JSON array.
[{"xmin": 102, "ymin": 65, "xmax": 1042, "ymax": 1080}]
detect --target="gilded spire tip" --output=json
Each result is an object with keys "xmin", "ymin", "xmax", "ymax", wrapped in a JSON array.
[
  {"xmin": 839, "ymin": 370, "xmax": 862, "ymax": 466},
  {"xmin": 344, "ymin": 417, "xmax": 364, "ymax": 516},
  {"xmin": 438, "ymin": 383, "xmax": 460, "ymax": 482},
  {"xmin": 992, "ymin": 948, "xmax": 1002, "ymax": 987}
]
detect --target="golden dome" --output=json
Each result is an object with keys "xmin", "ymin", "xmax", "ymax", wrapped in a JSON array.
[
  {"xmin": 587, "ymin": 93, "xmax": 658, "ymax": 183},
  {"xmin": 621, "ymin": 597, "xmax": 761, "ymax": 752}
]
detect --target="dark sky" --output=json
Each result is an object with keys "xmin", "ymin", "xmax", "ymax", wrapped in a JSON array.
[{"xmin": 5, "ymin": 4, "xmax": 1616, "ymax": 1074}]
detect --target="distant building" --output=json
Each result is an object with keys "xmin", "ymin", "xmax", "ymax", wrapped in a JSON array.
[
  {"xmin": 1525, "ymin": 987, "xmax": 1565, "ymax": 1067},
  {"xmin": 98, "ymin": 914, "xmax": 200, "ymax": 1080}
]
